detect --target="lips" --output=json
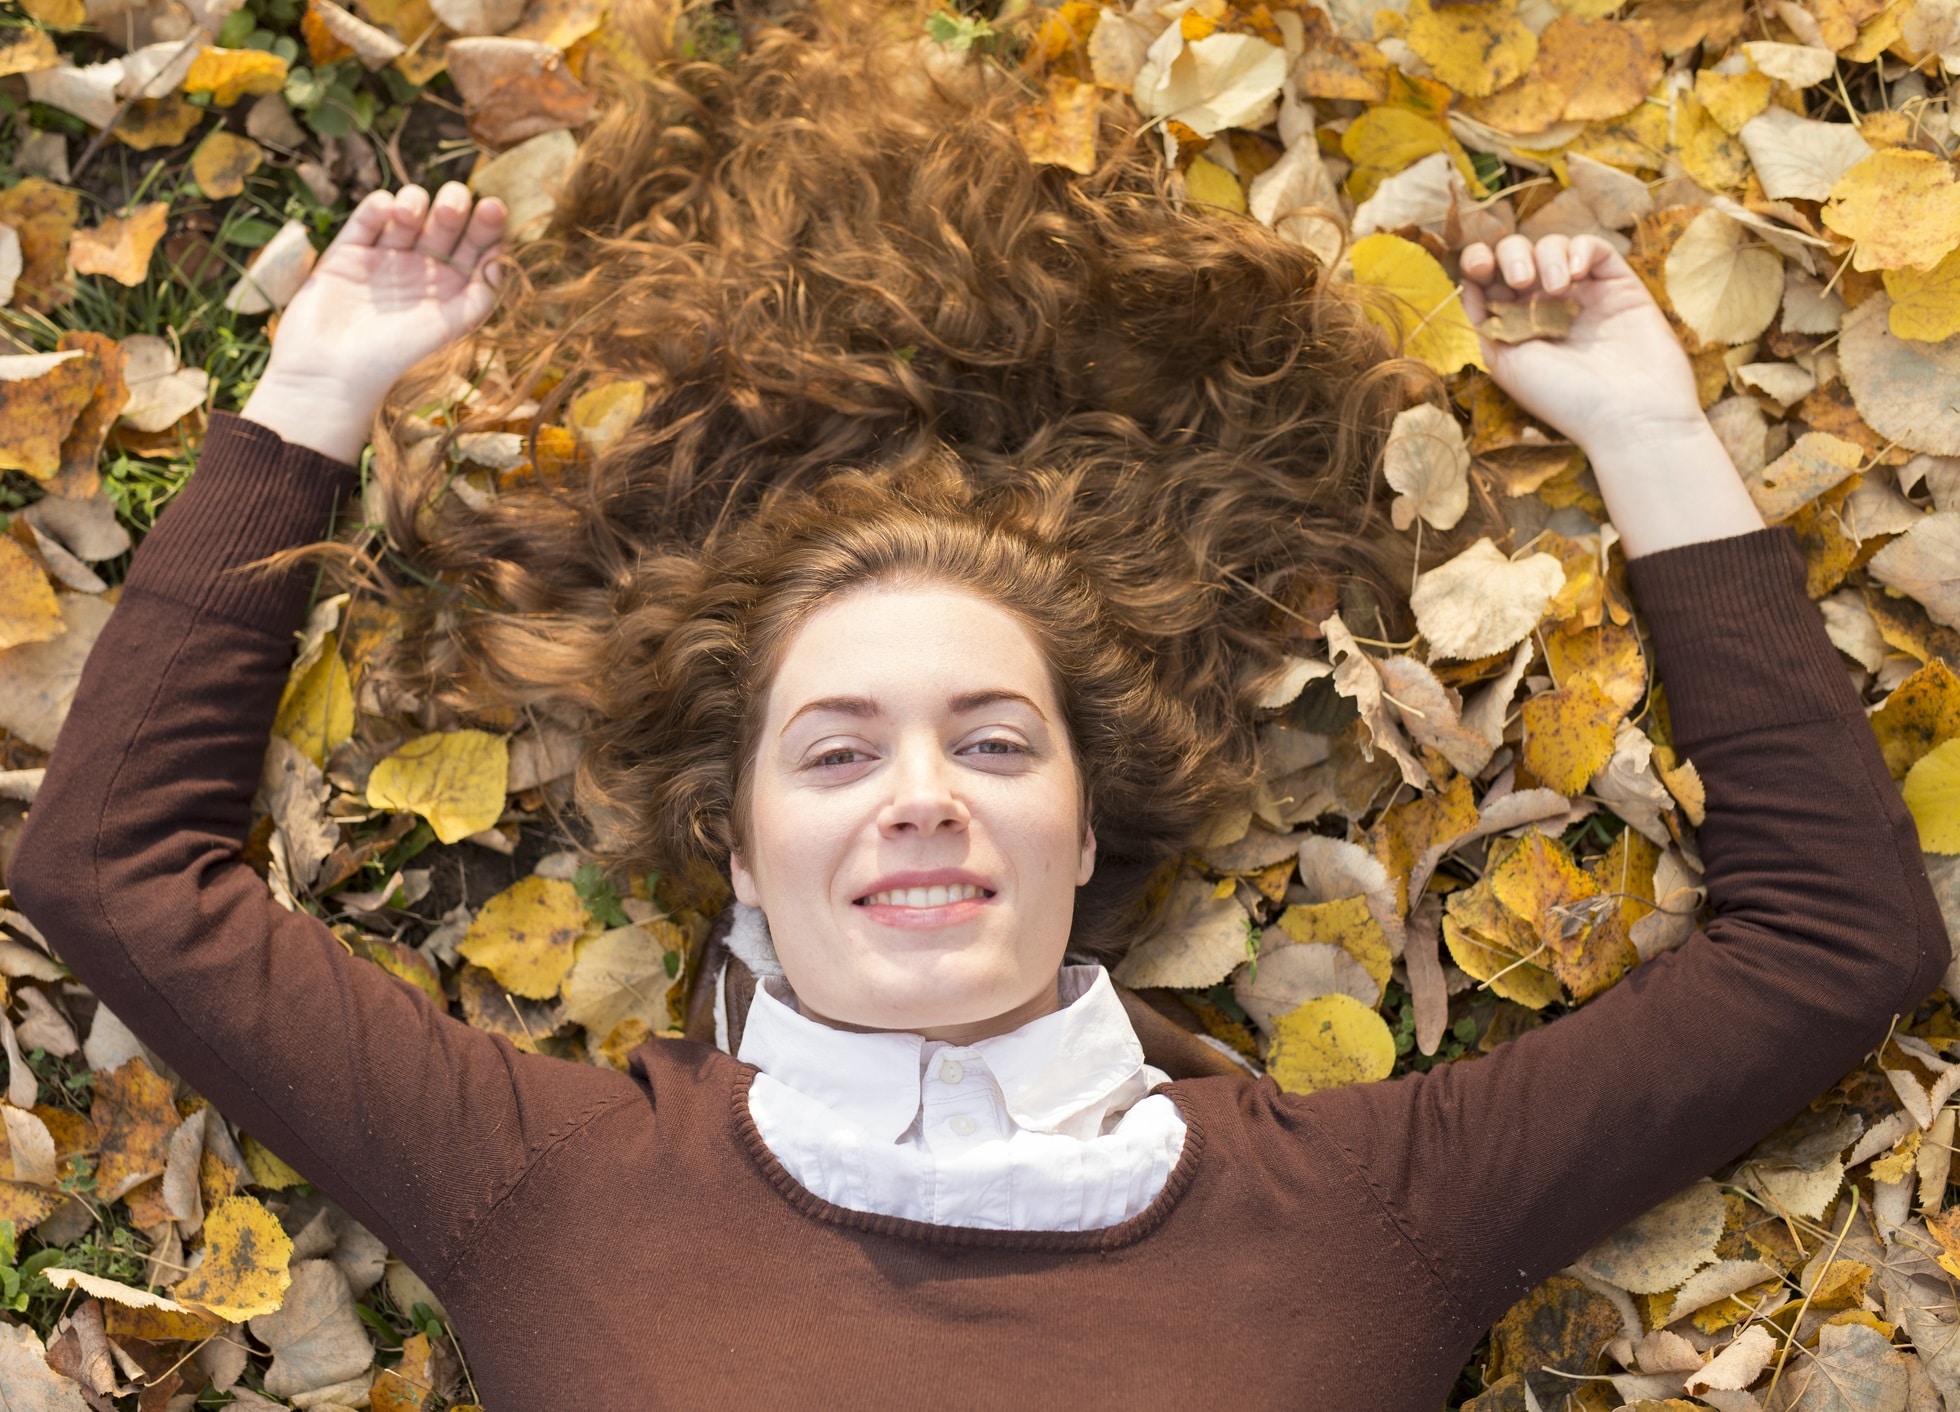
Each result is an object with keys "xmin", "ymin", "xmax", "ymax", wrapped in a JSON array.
[{"xmin": 852, "ymin": 871, "xmax": 997, "ymax": 909}]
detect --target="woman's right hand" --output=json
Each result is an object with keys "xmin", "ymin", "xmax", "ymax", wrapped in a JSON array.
[{"xmin": 242, "ymin": 182, "xmax": 507, "ymax": 464}]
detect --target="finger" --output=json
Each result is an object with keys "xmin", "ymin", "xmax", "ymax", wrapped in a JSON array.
[
  {"xmin": 1568, "ymin": 232, "xmax": 1604, "ymax": 283},
  {"xmin": 1573, "ymin": 232, "xmax": 1635, "ymax": 284},
  {"xmin": 414, "ymin": 181, "xmax": 474, "ymax": 262},
  {"xmin": 1494, "ymin": 233, "xmax": 1537, "ymax": 290},
  {"xmin": 376, "ymin": 184, "xmax": 430, "ymax": 250},
  {"xmin": 1460, "ymin": 241, "xmax": 1496, "ymax": 284},
  {"xmin": 449, "ymin": 196, "xmax": 508, "ymax": 274},
  {"xmin": 1535, "ymin": 234, "xmax": 1572, "ymax": 294},
  {"xmin": 327, "ymin": 189, "xmax": 397, "ymax": 251},
  {"xmin": 1459, "ymin": 276, "xmax": 1488, "ymax": 326}
]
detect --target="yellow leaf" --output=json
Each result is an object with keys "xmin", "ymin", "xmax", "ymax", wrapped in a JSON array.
[
  {"xmin": 561, "ymin": 920, "xmax": 686, "ymax": 1037},
  {"xmin": 1543, "ymin": 619, "xmax": 1646, "ymax": 713},
  {"xmin": 273, "ymin": 631, "xmax": 353, "ymax": 767},
  {"xmin": 0, "ymin": 30, "xmax": 59, "ymax": 78},
  {"xmin": 1340, "ymin": 105, "xmax": 1451, "ymax": 199},
  {"xmin": 0, "ymin": 536, "xmax": 63, "ymax": 651},
  {"xmin": 1905, "ymin": 738, "xmax": 1960, "ymax": 853},
  {"xmin": 0, "ymin": 352, "xmax": 98, "ymax": 480},
  {"xmin": 1404, "ymin": 0, "xmax": 1537, "ymax": 98},
  {"xmin": 68, "ymin": 202, "xmax": 170, "ymax": 288},
  {"xmin": 89, "ymin": 1056, "xmax": 179, "ymax": 1203},
  {"xmin": 567, "ymin": 379, "xmax": 647, "ymax": 456},
  {"xmin": 173, "ymin": 1195, "xmax": 294, "ymax": 1321},
  {"xmin": 1015, "ymin": 74, "xmax": 1100, "ymax": 178},
  {"xmin": 0, "ymin": 178, "xmax": 80, "ymax": 314},
  {"xmin": 1693, "ymin": 69, "xmax": 1772, "ymax": 134},
  {"xmin": 1349, "ymin": 232, "xmax": 1485, "ymax": 375},
  {"xmin": 1662, "ymin": 208, "xmax": 1784, "ymax": 346},
  {"xmin": 183, "ymin": 46, "xmax": 291, "ymax": 106},
  {"xmin": 1674, "ymin": 89, "xmax": 1751, "ymax": 193},
  {"xmin": 1275, "ymin": 896, "xmax": 1392, "ymax": 993},
  {"xmin": 365, "ymin": 728, "xmax": 509, "ymax": 844},
  {"xmin": 1265, "ymin": 992, "xmax": 1396, "ymax": 1094},
  {"xmin": 1521, "ymin": 678, "xmax": 1623, "ymax": 795},
  {"xmin": 1183, "ymin": 154, "xmax": 1247, "ymax": 213},
  {"xmin": 458, "ymin": 875, "xmax": 590, "ymax": 999},
  {"xmin": 373, "ymin": 1332, "xmax": 442, "ymax": 1412},
  {"xmin": 1869, "ymin": 659, "xmax": 1960, "ymax": 779},
  {"xmin": 1539, "ymin": 16, "xmax": 1659, "ymax": 123},
  {"xmin": 1443, "ymin": 874, "xmax": 1565, "ymax": 1008},
  {"xmin": 1884, "ymin": 247, "xmax": 1960, "ymax": 343},
  {"xmin": 241, "ymin": 1134, "xmax": 307, "ymax": 1190},
  {"xmin": 114, "ymin": 96, "xmax": 205, "ymax": 150},
  {"xmin": 21, "ymin": 0, "xmax": 84, "ymax": 25},
  {"xmin": 192, "ymin": 131, "xmax": 265, "ymax": 200},
  {"xmin": 1823, "ymin": 149, "xmax": 1960, "ymax": 273},
  {"xmin": 1743, "ymin": 431, "xmax": 1865, "ymax": 522}
]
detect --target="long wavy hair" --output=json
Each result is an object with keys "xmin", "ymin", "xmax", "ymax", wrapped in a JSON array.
[{"xmin": 341, "ymin": 0, "xmax": 1462, "ymax": 959}]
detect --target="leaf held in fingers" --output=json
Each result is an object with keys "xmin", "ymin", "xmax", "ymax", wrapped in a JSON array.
[{"xmin": 1479, "ymin": 294, "xmax": 1581, "ymax": 344}]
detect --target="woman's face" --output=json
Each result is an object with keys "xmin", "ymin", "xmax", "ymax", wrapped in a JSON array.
[{"xmin": 729, "ymin": 582, "xmax": 1096, "ymax": 1038}]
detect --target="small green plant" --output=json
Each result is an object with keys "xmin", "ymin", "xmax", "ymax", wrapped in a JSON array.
[
  {"xmin": 575, "ymin": 864, "xmax": 632, "ymax": 929},
  {"xmin": 926, "ymin": 9, "xmax": 996, "ymax": 51}
]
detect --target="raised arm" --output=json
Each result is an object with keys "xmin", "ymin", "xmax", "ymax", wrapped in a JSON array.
[
  {"xmin": 9, "ymin": 187, "xmax": 635, "ymax": 1287},
  {"xmin": 1296, "ymin": 235, "xmax": 1950, "ymax": 1334}
]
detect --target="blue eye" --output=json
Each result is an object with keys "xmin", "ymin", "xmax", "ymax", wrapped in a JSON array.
[
  {"xmin": 966, "ymin": 739, "xmax": 1024, "ymax": 755},
  {"xmin": 813, "ymin": 748, "xmax": 862, "ymax": 767}
]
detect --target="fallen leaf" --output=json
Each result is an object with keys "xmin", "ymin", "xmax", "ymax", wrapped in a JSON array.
[
  {"xmin": 0, "ymin": 536, "xmax": 64, "ymax": 652},
  {"xmin": 1764, "ymin": 1318, "xmax": 1912, "ymax": 1410},
  {"xmin": 467, "ymin": 127, "xmax": 577, "ymax": 243},
  {"xmin": 1823, "ymin": 148, "xmax": 1960, "ymax": 274},
  {"xmin": 1745, "ymin": 431, "xmax": 1866, "ymax": 522},
  {"xmin": 1112, "ymin": 874, "xmax": 1255, "ymax": 989},
  {"xmin": 1870, "ymin": 661, "xmax": 1960, "ymax": 778},
  {"xmin": 559, "ymin": 920, "xmax": 685, "ymax": 1037},
  {"xmin": 458, "ymin": 874, "xmax": 589, "ymax": 998},
  {"xmin": 1663, "ymin": 207, "xmax": 1785, "ymax": 346},
  {"xmin": 1884, "ymin": 247, "xmax": 1960, "ymax": 345},
  {"xmin": 1404, "ymin": 0, "xmax": 1538, "ymax": 98},
  {"xmin": 1411, "ymin": 537, "xmax": 1566, "ymax": 661},
  {"xmin": 1130, "ymin": 28, "xmax": 1286, "ymax": 138},
  {"xmin": 1016, "ymin": 74, "xmax": 1099, "ymax": 177},
  {"xmin": 0, "ymin": 1322, "xmax": 91, "ymax": 1412},
  {"xmin": 365, "ymin": 729, "xmax": 508, "ymax": 843},
  {"xmin": 1275, "ymin": 893, "xmax": 1392, "ymax": 988},
  {"xmin": 0, "ymin": 178, "xmax": 79, "ymax": 313},
  {"xmin": 89, "ymin": 1056, "xmax": 180, "ymax": 1202},
  {"xmin": 175, "ymin": 1194, "xmax": 294, "ymax": 1321},
  {"xmin": 67, "ymin": 202, "xmax": 169, "ymax": 287},
  {"xmin": 1236, "ymin": 939, "xmax": 1380, "ymax": 1032},
  {"xmin": 1575, "ymin": 1177, "xmax": 1726, "ymax": 1292},
  {"xmin": 1906, "ymin": 739, "xmax": 1960, "ymax": 852},
  {"xmin": 309, "ymin": 0, "xmax": 407, "ymax": 68},
  {"xmin": 1443, "ymin": 872, "xmax": 1565, "ymax": 1008},
  {"xmin": 112, "ymin": 96, "xmax": 204, "ymax": 150},
  {"xmin": 119, "ymin": 334, "xmax": 211, "ymax": 433},
  {"xmin": 1869, "ymin": 511, "xmax": 1960, "ymax": 630},
  {"xmin": 224, "ymin": 219, "xmax": 317, "ymax": 315},
  {"xmin": 0, "ymin": 29, "xmax": 59, "ymax": 78},
  {"xmin": 446, "ymin": 36, "xmax": 595, "ymax": 148},
  {"xmin": 1838, "ymin": 295, "xmax": 1960, "ymax": 457},
  {"xmin": 372, "ymin": 1331, "xmax": 441, "ymax": 1412},
  {"xmin": 273, "ymin": 630, "xmax": 354, "ymax": 766},
  {"xmin": 1739, "ymin": 104, "xmax": 1873, "ymax": 202},
  {"xmin": 248, "ymin": 1257, "xmax": 371, "ymax": 1397},
  {"xmin": 1741, "ymin": 39, "xmax": 1836, "ymax": 85},
  {"xmin": 1264, "ymin": 992, "xmax": 1396, "ymax": 1094},
  {"xmin": 0, "ymin": 351, "xmax": 97, "ymax": 480},
  {"xmin": 191, "ymin": 131, "xmax": 264, "ymax": 199},
  {"xmin": 182, "ymin": 46, "xmax": 291, "ymax": 106},
  {"xmin": 1384, "ymin": 402, "xmax": 1470, "ymax": 531},
  {"xmin": 1350, "ymin": 232, "xmax": 1486, "ymax": 374}
]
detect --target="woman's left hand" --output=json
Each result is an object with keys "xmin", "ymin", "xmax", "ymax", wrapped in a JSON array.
[{"xmin": 243, "ymin": 182, "xmax": 507, "ymax": 464}]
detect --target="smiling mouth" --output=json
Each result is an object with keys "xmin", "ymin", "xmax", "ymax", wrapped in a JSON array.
[{"xmin": 855, "ymin": 884, "xmax": 995, "ymax": 907}]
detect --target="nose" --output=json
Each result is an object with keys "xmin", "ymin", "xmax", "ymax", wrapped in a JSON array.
[{"xmin": 877, "ymin": 737, "xmax": 969, "ymax": 840}]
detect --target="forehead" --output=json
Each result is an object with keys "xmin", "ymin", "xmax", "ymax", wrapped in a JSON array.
[{"xmin": 766, "ymin": 583, "xmax": 1059, "ymax": 719}]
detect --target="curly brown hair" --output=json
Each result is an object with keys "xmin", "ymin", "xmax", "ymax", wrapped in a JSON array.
[{"xmin": 349, "ymin": 0, "xmax": 1462, "ymax": 960}]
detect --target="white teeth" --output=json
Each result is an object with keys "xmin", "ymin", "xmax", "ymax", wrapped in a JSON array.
[{"xmin": 861, "ymin": 884, "xmax": 987, "ymax": 907}]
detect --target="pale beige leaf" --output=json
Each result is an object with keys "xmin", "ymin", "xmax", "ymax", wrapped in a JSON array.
[
  {"xmin": 1745, "ymin": 431, "xmax": 1864, "ymax": 522},
  {"xmin": 0, "ymin": 1322, "xmax": 91, "ymax": 1412},
  {"xmin": 0, "ymin": 593, "xmax": 110, "ymax": 750},
  {"xmin": 1868, "ymin": 510, "xmax": 1960, "ymax": 630},
  {"xmin": 1409, "ymin": 538, "xmax": 1566, "ymax": 661},
  {"xmin": 1379, "ymin": 655, "xmax": 1494, "ymax": 776},
  {"xmin": 249, "ymin": 1258, "xmax": 374, "ymax": 1398},
  {"xmin": 1111, "ymin": 875, "xmax": 1254, "ymax": 989},
  {"xmin": 1324, "ymin": 613, "xmax": 1429, "ymax": 788},
  {"xmin": 1734, "ymin": 360, "xmax": 1816, "ymax": 406},
  {"xmin": 1685, "ymin": 1323, "xmax": 1777, "ymax": 1395},
  {"xmin": 1567, "ymin": 153, "xmax": 1653, "ymax": 230},
  {"xmin": 224, "ymin": 220, "xmax": 317, "ymax": 316},
  {"xmin": 1739, "ymin": 106, "xmax": 1873, "ymax": 202},
  {"xmin": 1131, "ymin": 28, "xmax": 1286, "ymax": 137},
  {"xmin": 1763, "ymin": 1318, "xmax": 1910, "ymax": 1411},
  {"xmin": 1235, "ymin": 941, "xmax": 1378, "ymax": 1032},
  {"xmin": 1664, "ymin": 208, "xmax": 1784, "ymax": 346},
  {"xmin": 1741, "ymin": 40, "xmax": 1837, "ymax": 85},
  {"xmin": 1575, "ymin": 1177, "xmax": 1726, "ymax": 1293},
  {"xmin": 1839, "ymin": 294, "xmax": 1960, "ymax": 456},
  {"xmin": 1383, "ymin": 401, "xmax": 1470, "ymax": 531}
]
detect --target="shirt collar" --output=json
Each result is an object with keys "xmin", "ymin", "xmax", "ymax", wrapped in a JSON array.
[{"xmin": 735, "ymin": 963, "xmax": 1150, "ymax": 1143}]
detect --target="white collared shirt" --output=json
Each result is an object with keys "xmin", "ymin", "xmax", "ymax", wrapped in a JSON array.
[{"xmin": 734, "ymin": 963, "xmax": 1188, "ymax": 1231}]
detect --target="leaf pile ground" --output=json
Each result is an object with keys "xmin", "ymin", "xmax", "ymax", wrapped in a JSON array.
[{"xmin": 2, "ymin": 0, "xmax": 1960, "ymax": 1403}]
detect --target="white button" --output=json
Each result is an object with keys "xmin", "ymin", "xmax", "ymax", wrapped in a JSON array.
[
  {"xmin": 938, "ymin": 1059, "xmax": 965, "ymax": 1085},
  {"xmin": 948, "ymin": 1114, "xmax": 976, "ymax": 1136}
]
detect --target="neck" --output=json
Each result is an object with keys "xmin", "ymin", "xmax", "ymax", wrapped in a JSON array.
[{"xmin": 797, "ymin": 975, "xmax": 1063, "ymax": 1045}]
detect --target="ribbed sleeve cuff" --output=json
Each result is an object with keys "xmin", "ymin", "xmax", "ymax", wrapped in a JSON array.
[
  {"xmin": 1624, "ymin": 526, "xmax": 1861, "ymax": 749},
  {"xmin": 122, "ymin": 411, "xmax": 360, "ymax": 634}
]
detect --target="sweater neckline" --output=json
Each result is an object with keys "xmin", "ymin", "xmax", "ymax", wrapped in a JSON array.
[{"xmin": 727, "ymin": 1058, "xmax": 1208, "ymax": 1252}]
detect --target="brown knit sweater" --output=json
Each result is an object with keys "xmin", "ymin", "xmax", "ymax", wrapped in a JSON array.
[{"xmin": 12, "ymin": 414, "xmax": 1950, "ymax": 1409}]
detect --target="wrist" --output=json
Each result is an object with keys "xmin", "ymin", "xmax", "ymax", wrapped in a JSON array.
[
  {"xmin": 1581, "ymin": 417, "xmax": 1769, "ymax": 560},
  {"xmin": 240, "ymin": 367, "xmax": 381, "ymax": 465}
]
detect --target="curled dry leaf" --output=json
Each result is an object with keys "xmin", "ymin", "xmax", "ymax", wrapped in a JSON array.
[
  {"xmin": 118, "ymin": 335, "xmax": 210, "ymax": 433},
  {"xmin": 1869, "ymin": 511, "xmax": 1960, "ymax": 631},
  {"xmin": 1744, "ymin": 430, "xmax": 1865, "ymax": 523},
  {"xmin": 1131, "ymin": 28, "xmax": 1286, "ymax": 138},
  {"xmin": 0, "ymin": 351, "xmax": 98, "ymax": 480},
  {"xmin": 447, "ymin": 36, "xmax": 596, "ymax": 149},
  {"xmin": 1410, "ymin": 537, "xmax": 1566, "ymax": 662},
  {"xmin": 308, "ymin": 0, "xmax": 406, "ymax": 67}
]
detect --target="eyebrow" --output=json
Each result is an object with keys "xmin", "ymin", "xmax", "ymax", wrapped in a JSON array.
[{"xmin": 781, "ymin": 690, "xmax": 1048, "ymax": 734}]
